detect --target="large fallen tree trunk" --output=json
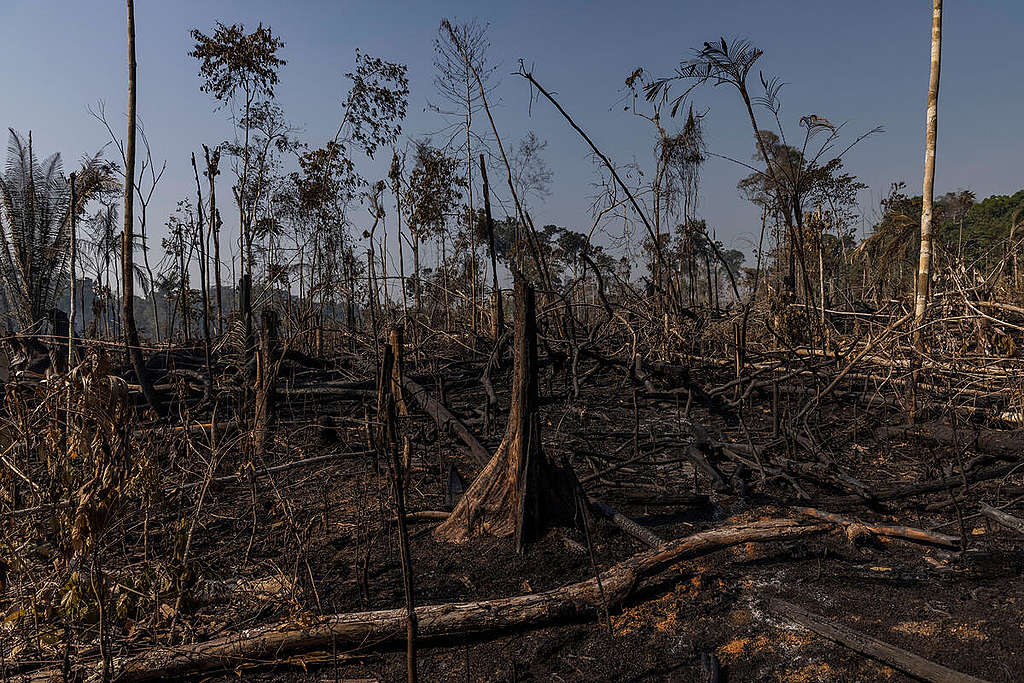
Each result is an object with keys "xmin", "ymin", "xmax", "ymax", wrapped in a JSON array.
[{"xmin": 24, "ymin": 519, "xmax": 824, "ymax": 682}]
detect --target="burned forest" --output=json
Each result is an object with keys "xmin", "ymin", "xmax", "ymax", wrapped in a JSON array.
[{"xmin": 3, "ymin": 1, "xmax": 1024, "ymax": 681}]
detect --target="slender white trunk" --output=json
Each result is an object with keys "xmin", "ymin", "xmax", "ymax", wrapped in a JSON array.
[{"xmin": 913, "ymin": 0, "xmax": 942, "ymax": 349}]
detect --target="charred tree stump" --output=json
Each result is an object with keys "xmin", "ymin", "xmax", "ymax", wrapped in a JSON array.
[{"xmin": 434, "ymin": 279, "xmax": 579, "ymax": 551}]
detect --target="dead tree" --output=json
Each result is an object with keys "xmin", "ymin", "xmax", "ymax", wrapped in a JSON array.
[
  {"xmin": 479, "ymin": 154, "xmax": 504, "ymax": 340},
  {"xmin": 914, "ymin": 0, "xmax": 943, "ymax": 350},
  {"xmin": 434, "ymin": 279, "xmax": 579, "ymax": 551},
  {"xmin": 122, "ymin": 0, "xmax": 163, "ymax": 416},
  {"xmin": 376, "ymin": 342, "xmax": 417, "ymax": 682},
  {"xmin": 202, "ymin": 144, "xmax": 223, "ymax": 332}
]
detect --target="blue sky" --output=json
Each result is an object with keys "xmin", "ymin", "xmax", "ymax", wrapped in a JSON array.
[{"xmin": 3, "ymin": 0, "xmax": 1022, "ymax": 267}]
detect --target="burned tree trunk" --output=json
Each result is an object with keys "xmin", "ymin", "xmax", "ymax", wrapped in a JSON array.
[
  {"xmin": 480, "ymin": 154, "xmax": 504, "ymax": 341},
  {"xmin": 434, "ymin": 279, "xmax": 578, "ymax": 551},
  {"xmin": 376, "ymin": 341, "xmax": 418, "ymax": 682},
  {"xmin": 122, "ymin": 0, "xmax": 163, "ymax": 417},
  {"xmin": 253, "ymin": 309, "xmax": 279, "ymax": 454},
  {"xmin": 202, "ymin": 144, "xmax": 223, "ymax": 333},
  {"xmin": 389, "ymin": 327, "xmax": 408, "ymax": 417},
  {"xmin": 914, "ymin": 0, "xmax": 943, "ymax": 350}
]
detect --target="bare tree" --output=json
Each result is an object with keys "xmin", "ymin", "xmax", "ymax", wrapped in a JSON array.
[
  {"xmin": 91, "ymin": 103, "xmax": 166, "ymax": 341},
  {"xmin": 433, "ymin": 19, "xmax": 497, "ymax": 331}
]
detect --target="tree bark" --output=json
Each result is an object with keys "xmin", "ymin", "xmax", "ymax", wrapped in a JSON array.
[
  {"xmin": 390, "ymin": 327, "xmax": 409, "ymax": 416},
  {"xmin": 252, "ymin": 309, "xmax": 279, "ymax": 454},
  {"xmin": 191, "ymin": 153, "xmax": 213, "ymax": 388}
]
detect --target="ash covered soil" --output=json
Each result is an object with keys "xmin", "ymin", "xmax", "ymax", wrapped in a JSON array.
[{"xmin": 173, "ymin": 355, "xmax": 1022, "ymax": 682}]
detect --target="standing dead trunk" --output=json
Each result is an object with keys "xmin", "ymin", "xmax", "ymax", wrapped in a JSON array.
[
  {"xmin": 191, "ymin": 153, "xmax": 213, "ymax": 387},
  {"xmin": 178, "ymin": 225, "xmax": 190, "ymax": 342},
  {"xmin": 433, "ymin": 279, "xmax": 578, "ymax": 551},
  {"xmin": 68, "ymin": 173, "xmax": 76, "ymax": 367},
  {"xmin": 390, "ymin": 327, "xmax": 408, "ymax": 417},
  {"xmin": 479, "ymin": 154, "xmax": 503, "ymax": 341},
  {"xmin": 122, "ymin": 0, "xmax": 162, "ymax": 417},
  {"xmin": 914, "ymin": 0, "xmax": 942, "ymax": 350},
  {"xmin": 391, "ymin": 167, "xmax": 410, "ymax": 331},
  {"xmin": 376, "ymin": 344, "xmax": 417, "ymax": 682},
  {"xmin": 203, "ymin": 144, "xmax": 223, "ymax": 332},
  {"xmin": 412, "ymin": 235, "xmax": 422, "ymax": 319}
]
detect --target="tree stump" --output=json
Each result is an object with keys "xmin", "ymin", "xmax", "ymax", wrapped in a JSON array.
[{"xmin": 434, "ymin": 279, "xmax": 579, "ymax": 551}]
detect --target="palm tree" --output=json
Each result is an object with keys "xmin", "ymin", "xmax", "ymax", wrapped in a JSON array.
[
  {"xmin": 86, "ymin": 201, "xmax": 122, "ymax": 335},
  {"xmin": 0, "ymin": 129, "xmax": 116, "ymax": 332},
  {"xmin": 83, "ymin": 201, "xmax": 151, "ymax": 337}
]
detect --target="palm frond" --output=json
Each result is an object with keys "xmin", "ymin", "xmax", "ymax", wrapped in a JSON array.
[{"xmin": 0, "ymin": 129, "xmax": 115, "ymax": 330}]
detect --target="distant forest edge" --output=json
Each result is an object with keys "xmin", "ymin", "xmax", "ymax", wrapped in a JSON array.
[{"xmin": 2, "ymin": 120, "xmax": 1021, "ymax": 343}]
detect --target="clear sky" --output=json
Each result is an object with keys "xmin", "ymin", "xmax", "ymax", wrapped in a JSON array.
[{"xmin": 3, "ymin": 0, "xmax": 1023, "ymax": 266}]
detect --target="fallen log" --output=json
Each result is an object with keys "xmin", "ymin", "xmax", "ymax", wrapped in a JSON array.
[
  {"xmin": 979, "ymin": 503, "xmax": 1024, "ymax": 536},
  {"xmin": 837, "ymin": 461, "xmax": 1023, "ymax": 505},
  {"xmin": 26, "ymin": 519, "xmax": 825, "ymax": 682},
  {"xmin": 794, "ymin": 507, "xmax": 959, "ymax": 547},
  {"xmin": 776, "ymin": 458, "xmax": 875, "ymax": 501},
  {"xmin": 878, "ymin": 423, "xmax": 1024, "ymax": 460},
  {"xmin": 591, "ymin": 500, "xmax": 664, "ymax": 547},
  {"xmin": 688, "ymin": 441, "xmax": 728, "ymax": 492},
  {"xmin": 401, "ymin": 376, "xmax": 490, "ymax": 466},
  {"xmin": 770, "ymin": 599, "xmax": 986, "ymax": 683},
  {"xmin": 405, "ymin": 510, "xmax": 451, "ymax": 523}
]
